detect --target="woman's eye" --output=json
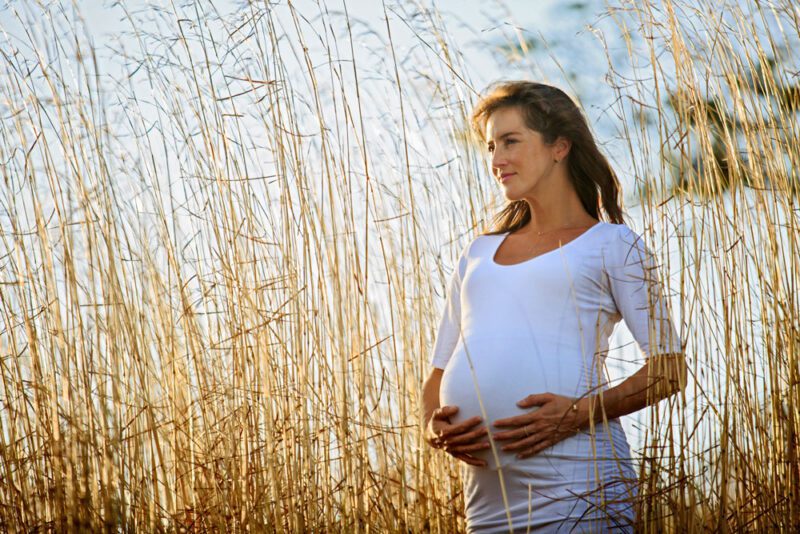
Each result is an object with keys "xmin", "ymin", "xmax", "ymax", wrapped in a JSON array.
[{"xmin": 487, "ymin": 140, "xmax": 515, "ymax": 153}]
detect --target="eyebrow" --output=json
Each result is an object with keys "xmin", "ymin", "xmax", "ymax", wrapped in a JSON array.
[{"xmin": 486, "ymin": 131, "xmax": 520, "ymax": 144}]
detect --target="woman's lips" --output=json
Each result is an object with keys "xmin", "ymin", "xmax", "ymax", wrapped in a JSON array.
[{"xmin": 500, "ymin": 173, "xmax": 515, "ymax": 183}]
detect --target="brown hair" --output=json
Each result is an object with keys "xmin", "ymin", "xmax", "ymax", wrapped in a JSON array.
[{"xmin": 470, "ymin": 81, "xmax": 625, "ymax": 234}]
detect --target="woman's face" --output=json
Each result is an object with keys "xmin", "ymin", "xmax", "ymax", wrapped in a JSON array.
[{"xmin": 485, "ymin": 106, "xmax": 565, "ymax": 201}]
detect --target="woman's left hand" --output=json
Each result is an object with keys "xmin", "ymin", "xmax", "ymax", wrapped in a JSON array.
[{"xmin": 492, "ymin": 392, "xmax": 586, "ymax": 459}]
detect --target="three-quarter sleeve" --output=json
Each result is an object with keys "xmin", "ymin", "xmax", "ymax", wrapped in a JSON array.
[
  {"xmin": 604, "ymin": 225, "xmax": 682, "ymax": 358},
  {"xmin": 429, "ymin": 244, "xmax": 469, "ymax": 369}
]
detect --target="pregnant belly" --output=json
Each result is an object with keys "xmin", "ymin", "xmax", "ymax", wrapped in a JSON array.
[{"xmin": 440, "ymin": 336, "xmax": 586, "ymax": 469}]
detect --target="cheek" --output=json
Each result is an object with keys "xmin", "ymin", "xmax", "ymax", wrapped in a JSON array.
[
  {"xmin": 519, "ymin": 152, "xmax": 537, "ymax": 169},
  {"xmin": 510, "ymin": 148, "xmax": 527, "ymax": 165}
]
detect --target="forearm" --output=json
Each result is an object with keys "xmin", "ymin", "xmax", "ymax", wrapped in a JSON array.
[
  {"xmin": 420, "ymin": 369, "xmax": 443, "ymax": 428},
  {"xmin": 576, "ymin": 354, "xmax": 686, "ymax": 427}
]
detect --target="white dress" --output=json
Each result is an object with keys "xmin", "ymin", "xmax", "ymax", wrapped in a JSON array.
[{"xmin": 430, "ymin": 222, "xmax": 682, "ymax": 533}]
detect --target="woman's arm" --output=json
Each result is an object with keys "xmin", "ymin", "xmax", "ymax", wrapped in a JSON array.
[
  {"xmin": 575, "ymin": 353, "xmax": 687, "ymax": 427},
  {"xmin": 573, "ymin": 225, "xmax": 687, "ymax": 425},
  {"xmin": 420, "ymin": 368, "xmax": 444, "ymax": 428},
  {"xmin": 492, "ymin": 353, "xmax": 687, "ymax": 459}
]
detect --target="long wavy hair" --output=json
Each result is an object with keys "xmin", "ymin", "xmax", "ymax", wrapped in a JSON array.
[{"xmin": 470, "ymin": 81, "xmax": 625, "ymax": 235}]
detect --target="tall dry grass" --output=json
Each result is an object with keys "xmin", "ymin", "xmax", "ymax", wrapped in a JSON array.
[{"xmin": 0, "ymin": 0, "xmax": 797, "ymax": 531}]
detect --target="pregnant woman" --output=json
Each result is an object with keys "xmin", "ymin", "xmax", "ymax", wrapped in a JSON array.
[{"xmin": 420, "ymin": 81, "xmax": 686, "ymax": 532}]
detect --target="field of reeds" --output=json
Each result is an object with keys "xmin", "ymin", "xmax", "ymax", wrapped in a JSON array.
[{"xmin": 0, "ymin": 0, "xmax": 798, "ymax": 531}]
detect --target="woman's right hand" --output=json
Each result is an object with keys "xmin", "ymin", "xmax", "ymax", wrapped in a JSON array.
[{"xmin": 424, "ymin": 405, "xmax": 490, "ymax": 467}]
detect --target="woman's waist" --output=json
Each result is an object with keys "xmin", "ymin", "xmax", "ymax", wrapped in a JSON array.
[{"xmin": 462, "ymin": 423, "xmax": 632, "ymax": 470}]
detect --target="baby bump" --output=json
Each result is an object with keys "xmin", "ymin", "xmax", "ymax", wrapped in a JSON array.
[
  {"xmin": 440, "ymin": 338, "xmax": 542, "ymax": 422},
  {"xmin": 439, "ymin": 336, "xmax": 583, "ymax": 468}
]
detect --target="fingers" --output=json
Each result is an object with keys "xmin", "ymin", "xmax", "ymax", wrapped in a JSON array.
[
  {"xmin": 432, "ymin": 405, "xmax": 458, "ymax": 420},
  {"xmin": 516, "ymin": 392, "xmax": 554, "ymax": 408},
  {"xmin": 498, "ymin": 431, "xmax": 546, "ymax": 452},
  {"xmin": 493, "ymin": 413, "xmax": 534, "ymax": 428},
  {"xmin": 438, "ymin": 416, "xmax": 484, "ymax": 439},
  {"xmin": 516, "ymin": 439, "xmax": 554, "ymax": 459},
  {"xmin": 493, "ymin": 422, "xmax": 540, "ymax": 441},
  {"xmin": 443, "ymin": 426, "xmax": 488, "ymax": 446},
  {"xmin": 451, "ymin": 452, "xmax": 488, "ymax": 467},
  {"xmin": 426, "ymin": 406, "xmax": 483, "ymax": 449},
  {"xmin": 446, "ymin": 440, "xmax": 491, "ymax": 454}
]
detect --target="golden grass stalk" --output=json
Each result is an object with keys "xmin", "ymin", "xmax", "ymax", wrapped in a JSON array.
[{"xmin": 0, "ymin": 0, "xmax": 797, "ymax": 531}]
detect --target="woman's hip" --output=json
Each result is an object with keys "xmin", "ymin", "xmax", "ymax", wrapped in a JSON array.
[{"xmin": 462, "ymin": 458, "xmax": 638, "ymax": 533}]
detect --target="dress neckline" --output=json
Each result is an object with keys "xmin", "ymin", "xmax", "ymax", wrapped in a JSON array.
[{"xmin": 491, "ymin": 222, "xmax": 604, "ymax": 267}]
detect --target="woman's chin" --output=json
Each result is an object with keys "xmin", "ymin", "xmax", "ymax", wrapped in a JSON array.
[
  {"xmin": 502, "ymin": 190, "xmax": 523, "ymax": 203},
  {"xmin": 501, "ymin": 186, "xmax": 534, "ymax": 202}
]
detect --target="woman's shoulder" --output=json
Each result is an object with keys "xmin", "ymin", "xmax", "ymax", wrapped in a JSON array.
[
  {"xmin": 446, "ymin": 231, "xmax": 500, "ymax": 275},
  {"xmin": 600, "ymin": 222, "xmax": 657, "ymax": 266},
  {"xmin": 462, "ymin": 231, "xmax": 502, "ymax": 257},
  {"xmin": 611, "ymin": 222, "xmax": 653, "ymax": 243},
  {"xmin": 602, "ymin": 221, "xmax": 639, "ymax": 239}
]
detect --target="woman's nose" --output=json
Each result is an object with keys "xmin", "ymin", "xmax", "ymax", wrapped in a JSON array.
[
  {"xmin": 492, "ymin": 158, "xmax": 506, "ymax": 174},
  {"xmin": 491, "ymin": 153, "xmax": 506, "ymax": 172}
]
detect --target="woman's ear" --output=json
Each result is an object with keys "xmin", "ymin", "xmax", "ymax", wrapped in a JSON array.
[{"xmin": 555, "ymin": 136, "xmax": 572, "ymax": 160}]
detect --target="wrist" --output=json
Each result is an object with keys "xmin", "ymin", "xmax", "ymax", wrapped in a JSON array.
[{"xmin": 573, "ymin": 395, "xmax": 596, "ymax": 429}]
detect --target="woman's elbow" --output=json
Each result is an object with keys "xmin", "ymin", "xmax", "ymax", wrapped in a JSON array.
[
  {"xmin": 668, "ymin": 353, "xmax": 688, "ymax": 395},
  {"xmin": 650, "ymin": 352, "xmax": 687, "ymax": 397}
]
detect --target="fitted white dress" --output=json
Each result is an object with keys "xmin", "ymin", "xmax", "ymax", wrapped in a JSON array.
[{"xmin": 430, "ymin": 222, "xmax": 682, "ymax": 533}]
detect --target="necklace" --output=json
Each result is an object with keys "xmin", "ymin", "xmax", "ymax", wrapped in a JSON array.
[
  {"xmin": 497, "ymin": 223, "xmax": 598, "ymax": 262},
  {"xmin": 525, "ymin": 223, "xmax": 596, "ymax": 237}
]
